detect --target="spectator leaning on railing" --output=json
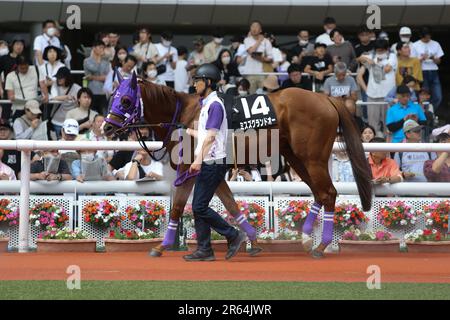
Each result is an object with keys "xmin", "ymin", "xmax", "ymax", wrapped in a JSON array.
[
  {"xmin": 303, "ymin": 42, "xmax": 333, "ymax": 92},
  {"xmin": 0, "ymin": 148, "xmax": 16, "ymax": 181},
  {"xmin": 30, "ymin": 149, "xmax": 72, "ymax": 182},
  {"xmin": 13, "ymin": 99, "xmax": 48, "ymax": 140},
  {"xmin": 281, "ymin": 63, "xmax": 308, "ymax": 90},
  {"xmin": 394, "ymin": 120, "xmax": 431, "ymax": 182},
  {"xmin": 368, "ymin": 137, "xmax": 403, "ymax": 185},
  {"xmin": 423, "ymin": 133, "xmax": 450, "ymax": 182},
  {"xmin": 386, "ymin": 84, "xmax": 426, "ymax": 143},
  {"xmin": 385, "ymin": 75, "xmax": 418, "ymax": 106},
  {"xmin": 327, "ymin": 28, "xmax": 357, "ymax": 72}
]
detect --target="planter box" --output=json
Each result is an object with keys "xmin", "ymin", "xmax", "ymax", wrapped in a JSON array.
[
  {"xmin": 105, "ymin": 238, "xmax": 162, "ymax": 252},
  {"xmin": 0, "ymin": 238, "xmax": 9, "ymax": 253},
  {"xmin": 257, "ymin": 240, "xmax": 303, "ymax": 252},
  {"xmin": 186, "ymin": 240, "xmax": 245, "ymax": 252},
  {"xmin": 406, "ymin": 241, "xmax": 450, "ymax": 253},
  {"xmin": 339, "ymin": 240, "xmax": 401, "ymax": 253},
  {"xmin": 37, "ymin": 239, "xmax": 97, "ymax": 252}
]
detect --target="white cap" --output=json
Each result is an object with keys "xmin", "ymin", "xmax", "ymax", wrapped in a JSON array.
[
  {"xmin": 62, "ymin": 119, "xmax": 79, "ymax": 135},
  {"xmin": 399, "ymin": 27, "xmax": 412, "ymax": 35}
]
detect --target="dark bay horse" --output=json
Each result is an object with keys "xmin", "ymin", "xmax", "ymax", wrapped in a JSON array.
[{"xmin": 103, "ymin": 73, "xmax": 372, "ymax": 258}]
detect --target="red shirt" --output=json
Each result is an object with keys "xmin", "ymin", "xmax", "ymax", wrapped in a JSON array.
[{"xmin": 424, "ymin": 160, "xmax": 450, "ymax": 182}]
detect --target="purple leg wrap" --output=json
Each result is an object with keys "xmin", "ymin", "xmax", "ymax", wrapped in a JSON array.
[
  {"xmin": 322, "ymin": 211, "xmax": 334, "ymax": 245},
  {"xmin": 303, "ymin": 202, "xmax": 322, "ymax": 236},
  {"xmin": 234, "ymin": 214, "xmax": 256, "ymax": 241},
  {"xmin": 161, "ymin": 219, "xmax": 179, "ymax": 247}
]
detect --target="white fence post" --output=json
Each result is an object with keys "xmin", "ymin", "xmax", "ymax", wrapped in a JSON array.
[{"xmin": 18, "ymin": 150, "xmax": 31, "ymax": 253}]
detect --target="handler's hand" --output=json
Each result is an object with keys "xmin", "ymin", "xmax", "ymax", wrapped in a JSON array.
[{"xmin": 189, "ymin": 163, "xmax": 201, "ymax": 173}]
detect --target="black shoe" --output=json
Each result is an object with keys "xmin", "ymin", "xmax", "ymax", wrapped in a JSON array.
[
  {"xmin": 226, "ymin": 231, "xmax": 246, "ymax": 260},
  {"xmin": 183, "ymin": 250, "xmax": 215, "ymax": 262}
]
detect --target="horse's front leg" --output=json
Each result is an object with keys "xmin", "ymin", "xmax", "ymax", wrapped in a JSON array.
[
  {"xmin": 215, "ymin": 180, "xmax": 262, "ymax": 256},
  {"xmin": 150, "ymin": 178, "xmax": 196, "ymax": 257}
]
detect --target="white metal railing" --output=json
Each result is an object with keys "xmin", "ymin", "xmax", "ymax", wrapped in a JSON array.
[
  {"xmin": 0, "ymin": 140, "xmax": 449, "ymax": 252},
  {"xmin": 0, "ymin": 140, "xmax": 162, "ymax": 253}
]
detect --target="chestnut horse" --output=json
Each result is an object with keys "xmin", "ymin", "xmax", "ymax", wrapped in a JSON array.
[{"xmin": 103, "ymin": 73, "xmax": 372, "ymax": 258}]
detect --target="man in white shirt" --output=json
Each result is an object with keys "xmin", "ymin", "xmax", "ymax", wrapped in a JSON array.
[
  {"xmin": 154, "ymin": 31, "xmax": 178, "ymax": 88},
  {"xmin": 174, "ymin": 46, "xmax": 190, "ymax": 93},
  {"xmin": 131, "ymin": 27, "xmax": 159, "ymax": 70},
  {"xmin": 391, "ymin": 26, "xmax": 412, "ymax": 54},
  {"xmin": 242, "ymin": 21, "xmax": 273, "ymax": 94},
  {"xmin": 103, "ymin": 55, "xmax": 137, "ymax": 97},
  {"xmin": 33, "ymin": 20, "xmax": 61, "ymax": 66},
  {"xmin": 5, "ymin": 55, "xmax": 49, "ymax": 119},
  {"xmin": 315, "ymin": 17, "xmax": 337, "ymax": 46},
  {"xmin": 411, "ymin": 27, "xmax": 444, "ymax": 111},
  {"xmin": 357, "ymin": 39, "xmax": 397, "ymax": 137}
]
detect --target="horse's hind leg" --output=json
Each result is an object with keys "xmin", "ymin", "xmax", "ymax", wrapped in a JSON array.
[
  {"xmin": 150, "ymin": 177, "xmax": 196, "ymax": 257},
  {"xmin": 281, "ymin": 147, "xmax": 323, "ymax": 253},
  {"xmin": 304, "ymin": 161, "xmax": 337, "ymax": 259},
  {"xmin": 215, "ymin": 181, "xmax": 262, "ymax": 256}
]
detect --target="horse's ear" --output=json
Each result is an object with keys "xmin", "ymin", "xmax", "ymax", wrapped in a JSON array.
[
  {"xmin": 130, "ymin": 71, "xmax": 137, "ymax": 90},
  {"xmin": 115, "ymin": 67, "xmax": 124, "ymax": 84}
]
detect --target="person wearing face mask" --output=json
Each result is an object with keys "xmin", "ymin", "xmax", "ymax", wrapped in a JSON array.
[
  {"xmin": 174, "ymin": 46, "xmax": 189, "ymax": 93},
  {"xmin": 57, "ymin": 118, "xmax": 81, "ymax": 169},
  {"xmin": 30, "ymin": 149, "xmax": 72, "ymax": 182},
  {"xmin": 391, "ymin": 27, "xmax": 413, "ymax": 54},
  {"xmin": 155, "ymin": 31, "xmax": 178, "ymax": 88},
  {"xmin": 291, "ymin": 30, "xmax": 314, "ymax": 66},
  {"xmin": 0, "ymin": 41, "xmax": 8, "ymax": 58},
  {"xmin": 315, "ymin": 17, "xmax": 339, "ymax": 46},
  {"xmin": 204, "ymin": 28, "xmax": 226, "ymax": 64},
  {"xmin": 213, "ymin": 49, "xmax": 240, "ymax": 90},
  {"xmin": 111, "ymin": 46, "xmax": 129, "ymax": 70},
  {"xmin": 229, "ymin": 35, "xmax": 243, "ymax": 60},
  {"xmin": 103, "ymin": 55, "xmax": 137, "ymax": 98},
  {"xmin": 142, "ymin": 61, "xmax": 166, "ymax": 86},
  {"xmin": 78, "ymin": 114, "xmax": 114, "ymax": 161},
  {"xmin": 33, "ymin": 20, "xmax": 61, "ymax": 66},
  {"xmin": 236, "ymin": 78, "xmax": 250, "ymax": 97},
  {"xmin": 357, "ymin": 39, "xmax": 397, "ymax": 137}
]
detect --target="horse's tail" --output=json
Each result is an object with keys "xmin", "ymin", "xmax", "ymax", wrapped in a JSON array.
[{"xmin": 328, "ymin": 97, "xmax": 373, "ymax": 211}]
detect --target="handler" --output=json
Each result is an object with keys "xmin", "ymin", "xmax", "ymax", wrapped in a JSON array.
[{"xmin": 183, "ymin": 63, "xmax": 246, "ymax": 261}]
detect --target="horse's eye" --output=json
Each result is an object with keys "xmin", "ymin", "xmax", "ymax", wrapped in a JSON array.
[{"xmin": 121, "ymin": 96, "xmax": 132, "ymax": 109}]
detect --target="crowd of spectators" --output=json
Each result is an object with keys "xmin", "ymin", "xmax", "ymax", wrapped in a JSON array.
[{"xmin": 0, "ymin": 17, "xmax": 449, "ymax": 185}]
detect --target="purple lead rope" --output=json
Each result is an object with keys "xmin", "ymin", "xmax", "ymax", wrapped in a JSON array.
[{"xmin": 173, "ymin": 128, "xmax": 199, "ymax": 187}]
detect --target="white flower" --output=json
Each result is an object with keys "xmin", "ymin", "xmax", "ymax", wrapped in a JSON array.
[
  {"xmin": 400, "ymin": 219, "xmax": 407, "ymax": 226},
  {"xmin": 432, "ymin": 229, "xmax": 437, "ymax": 234},
  {"xmin": 354, "ymin": 229, "xmax": 361, "ymax": 236},
  {"xmin": 35, "ymin": 221, "xmax": 40, "ymax": 226},
  {"xmin": 417, "ymin": 229, "xmax": 424, "ymax": 236},
  {"xmin": 426, "ymin": 219, "xmax": 433, "ymax": 226},
  {"xmin": 343, "ymin": 214, "xmax": 351, "ymax": 220}
]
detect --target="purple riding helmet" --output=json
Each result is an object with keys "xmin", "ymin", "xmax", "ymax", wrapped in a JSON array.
[{"xmin": 103, "ymin": 71, "xmax": 142, "ymax": 136}]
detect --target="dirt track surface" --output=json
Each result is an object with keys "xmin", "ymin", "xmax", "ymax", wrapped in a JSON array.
[{"xmin": 1, "ymin": 251, "xmax": 449, "ymax": 283}]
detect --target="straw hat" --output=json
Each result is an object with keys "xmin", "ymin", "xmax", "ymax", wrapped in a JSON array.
[{"xmin": 263, "ymin": 75, "xmax": 279, "ymax": 91}]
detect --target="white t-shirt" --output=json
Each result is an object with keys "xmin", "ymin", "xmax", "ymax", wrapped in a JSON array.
[
  {"xmin": 0, "ymin": 162, "xmax": 17, "ymax": 180},
  {"xmin": 411, "ymin": 39, "xmax": 444, "ymax": 71},
  {"xmin": 271, "ymin": 47, "xmax": 283, "ymax": 64},
  {"xmin": 33, "ymin": 34, "xmax": 61, "ymax": 65},
  {"xmin": 155, "ymin": 43, "xmax": 178, "ymax": 82},
  {"xmin": 5, "ymin": 68, "xmax": 40, "ymax": 112},
  {"xmin": 132, "ymin": 42, "xmax": 159, "ymax": 67},
  {"xmin": 242, "ymin": 37, "xmax": 273, "ymax": 74},
  {"xmin": 174, "ymin": 59, "xmax": 189, "ymax": 93},
  {"xmin": 364, "ymin": 52, "xmax": 397, "ymax": 99},
  {"xmin": 39, "ymin": 61, "xmax": 65, "ymax": 95},
  {"xmin": 235, "ymin": 43, "xmax": 248, "ymax": 75},
  {"xmin": 51, "ymin": 83, "xmax": 82, "ymax": 126},
  {"xmin": 122, "ymin": 159, "xmax": 163, "ymax": 180}
]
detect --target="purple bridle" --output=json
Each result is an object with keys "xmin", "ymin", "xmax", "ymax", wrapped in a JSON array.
[{"xmin": 106, "ymin": 73, "xmax": 199, "ymax": 187}]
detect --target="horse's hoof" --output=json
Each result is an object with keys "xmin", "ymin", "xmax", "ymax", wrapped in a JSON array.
[
  {"xmin": 311, "ymin": 249, "xmax": 324, "ymax": 259},
  {"xmin": 247, "ymin": 246, "xmax": 263, "ymax": 256},
  {"xmin": 302, "ymin": 234, "xmax": 313, "ymax": 253},
  {"xmin": 149, "ymin": 249, "xmax": 163, "ymax": 257}
]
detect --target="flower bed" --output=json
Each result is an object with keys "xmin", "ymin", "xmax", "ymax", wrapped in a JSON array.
[
  {"xmin": 334, "ymin": 202, "xmax": 368, "ymax": 230},
  {"xmin": 82, "ymin": 200, "xmax": 123, "ymax": 229},
  {"xmin": 255, "ymin": 229, "xmax": 303, "ymax": 252},
  {"xmin": 338, "ymin": 228, "xmax": 400, "ymax": 253},
  {"xmin": 37, "ymin": 227, "xmax": 96, "ymax": 252},
  {"xmin": 0, "ymin": 199, "xmax": 19, "ymax": 227},
  {"xmin": 125, "ymin": 200, "xmax": 166, "ymax": 232},
  {"xmin": 105, "ymin": 229, "xmax": 162, "ymax": 252},
  {"xmin": 377, "ymin": 201, "xmax": 417, "ymax": 230},
  {"xmin": 275, "ymin": 200, "xmax": 309, "ymax": 231},
  {"xmin": 30, "ymin": 202, "xmax": 69, "ymax": 230},
  {"xmin": 405, "ymin": 229, "xmax": 450, "ymax": 253},
  {"xmin": 422, "ymin": 200, "xmax": 449, "ymax": 232},
  {"xmin": 222, "ymin": 201, "xmax": 265, "ymax": 228}
]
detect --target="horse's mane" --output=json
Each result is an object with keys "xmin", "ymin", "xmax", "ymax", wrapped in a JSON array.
[{"xmin": 139, "ymin": 79, "xmax": 178, "ymax": 108}]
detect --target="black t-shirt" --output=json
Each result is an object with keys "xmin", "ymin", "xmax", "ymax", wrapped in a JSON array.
[
  {"xmin": 109, "ymin": 151, "xmax": 134, "ymax": 171},
  {"xmin": 30, "ymin": 159, "xmax": 71, "ymax": 175},
  {"xmin": 303, "ymin": 54, "xmax": 333, "ymax": 84},
  {"xmin": 281, "ymin": 79, "xmax": 310, "ymax": 91},
  {"xmin": 0, "ymin": 55, "xmax": 19, "ymax": 86},
  {"xmin": 2, "ymin": 150, "xmax": 21, "ymax": 177}
]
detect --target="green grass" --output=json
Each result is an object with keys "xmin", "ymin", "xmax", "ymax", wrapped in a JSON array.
[{"xmin": 1, "ymin": 281, "xmax": 450, "ymax": 300}]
